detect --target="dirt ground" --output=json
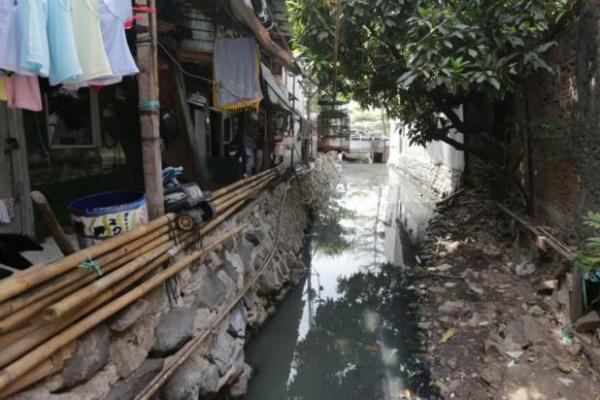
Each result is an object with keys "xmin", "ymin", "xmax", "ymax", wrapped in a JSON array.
[{"xmin": 411, "ymin": 190, "xmax": 600, "ymax": 400}]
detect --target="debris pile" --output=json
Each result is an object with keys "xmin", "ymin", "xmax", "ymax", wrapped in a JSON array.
[{"xmin": 412, "ymin": 190, "xmax": 600, "ymax": 399}]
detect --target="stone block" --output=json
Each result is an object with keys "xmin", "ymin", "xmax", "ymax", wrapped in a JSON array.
[
  {"xmin": 58, "ymin": 323, "xmax": 111, "ymax": 388},
  {"xmin": 151, "ymin": 308, "xmax": 195, "ymax": 357}
]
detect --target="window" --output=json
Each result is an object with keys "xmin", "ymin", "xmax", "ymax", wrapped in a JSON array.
[{"xmin": 45, "ymin": 89, "xmax": 101, "ymax": 149}]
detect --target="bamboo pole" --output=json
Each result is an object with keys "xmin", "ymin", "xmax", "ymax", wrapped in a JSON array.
[
  {"xmin": 0, "ymin": 232, "xmax": 192, "ymax": 370},
  {"xmin": 0, "ymin": 225, "xmax": 247, "ymax": 392},
  {"xmin": 213, "ymin": 178, "xmax": 274, "ymax": 214},
  {"xmin": 0, "ymin": 225, "xmax": 172, "ymax": 322},
  {"xmin": 0, "ymin": 326, "xmax": 37, "ymax": 350},
  {"xmin": 0, "ymin": 201, "xmax": 246, "ymax": 369},
  {"xmin": 0, "ymin": 214, "xmax": 175, "ymax": 303},
  {"xmin": 211, "ymin": 177, "xmax": 273, "ymax": 211},
  {"xmin": 30, "ymin": 191, "xmax": 76, "ymax": 256},
  {"xmin": 136, "ymin": 0, "xmax": 164, "ymax": 219},
  {"xmin": 0, "ymin": 342, "xmax": 75, "ymax": 399},
  {"xmin": 208, "ymin": 167, "xmax": 280, "ymax": 200},
  {"xmin": 47, "ymin": 199, "xmax": 252, "ymax": 321},
  {"xmin": 209, "ymin": 173, "xmax": 277, "ymax": 210},
  {"xmin": 0, "ymin": 169, "xmax": 272, "ymax": 313},
  {"xmin": 0, "ymin": 228, "xmax": 185, "ymax": 333},
  {"xmin": 44, "ymin": 237, "xmax": 183, "ymax": 321}
]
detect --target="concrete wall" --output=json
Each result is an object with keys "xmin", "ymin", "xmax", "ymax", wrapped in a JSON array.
[
  {"xmin": 388, "ymin": 120, "xmax": 464, "ymax": 196},
  {"xmin": 518, "ymin": 4, "xmax": 600, "ymax": 235},
  {"xmin": 11, "ymin": 155, "xmax": 340, "ymax": 400}
]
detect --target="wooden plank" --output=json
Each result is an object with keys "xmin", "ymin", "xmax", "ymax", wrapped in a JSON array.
[
  {"xmin": 175, "ymin": 49, "xmax": 213, "ymax": 64},
  {"xmin": 171, "ymin": 64, "xmax": 203, "ymax": 181},
  {"xmin": 194, "ymin": 109, "xmax": 210, "ymax": 179},
  {"xmin": 1, "ymin": 107, "xmax": 34, "ymax": 237}
]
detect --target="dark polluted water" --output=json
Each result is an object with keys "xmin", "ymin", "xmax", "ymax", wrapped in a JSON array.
[{"xmin": 243, "ymin": 163, "xmax": 439, "ymax": 400}]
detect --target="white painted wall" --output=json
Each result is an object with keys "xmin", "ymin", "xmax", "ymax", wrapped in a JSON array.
[
  {"xmin": 393, "ymin": 127, "xmax": 465, "ymax": 172},
  {"xmin": 282, "ymin": 70, "xmax": 307, "ymax": 118},
  {"xmin": 388, "ymin": 109, "xmax": 465, "ymax": 194},
  {"xmin": 389, "ymin": 108, "xmax": 465, "ymax": 172}
]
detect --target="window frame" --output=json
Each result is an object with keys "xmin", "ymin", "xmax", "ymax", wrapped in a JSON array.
[{"xmin": 45, "ymin": 90, "xmax": 102, "ymax": 150}]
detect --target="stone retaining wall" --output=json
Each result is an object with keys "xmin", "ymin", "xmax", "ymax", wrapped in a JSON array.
[{"xmin": 11, "ymin": 155, "xmax": 339, "ymax": 400}]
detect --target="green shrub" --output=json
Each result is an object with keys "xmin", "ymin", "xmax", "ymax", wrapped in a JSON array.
[{"xmin": 573, "ymin": 212, "xmax": 600, "ymax": 272}]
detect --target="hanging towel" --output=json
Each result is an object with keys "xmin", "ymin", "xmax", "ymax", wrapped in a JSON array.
[
  {"xmin": 0, "ymin": 78, "xmax": 7, "ymax": 102},
  {"xmin": 48, "ymin": 0, "xmax": 83, "ymax": 85},
  {"xmin": 0, "ymin": 199, "xmax": 10, "ymax": 224},
  {"xmin": 213, "ymin": 37, "xmax": 263, "ymax": 111},
  {"xmin": 5, "ymin": 75, "xmax": 43, "ymax": 112},
  {"xmin": 70, "ymin": 0, "xmax": 113, "ymax": 82},
  {"xmin": 17, "ymin": 0, "xmax": 51, "ymax": 77}
]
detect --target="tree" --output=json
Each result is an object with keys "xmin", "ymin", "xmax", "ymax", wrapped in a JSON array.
[{"xmin": 288, "ymin": 0, "xmax": 576, "ymax": 155}]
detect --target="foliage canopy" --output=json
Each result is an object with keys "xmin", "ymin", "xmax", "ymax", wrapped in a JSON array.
[{"xmin": 288, "ymin": 0, "xmax": 573, "ymax": 152}]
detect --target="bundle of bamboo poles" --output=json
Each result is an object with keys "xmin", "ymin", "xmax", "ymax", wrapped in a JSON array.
[{"xmin": 0, "ymin": 167, "xmax": 282, "ymax": 397}]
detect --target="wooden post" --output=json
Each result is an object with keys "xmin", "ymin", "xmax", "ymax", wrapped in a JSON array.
[{"xmin": 136, "ymin": 0, "xmax": 164, "ymax": 219}]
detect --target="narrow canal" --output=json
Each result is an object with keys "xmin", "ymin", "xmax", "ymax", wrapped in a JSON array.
[{"xmin": 243, "ymin": 163, "xmax": 439, "ymax": 400}]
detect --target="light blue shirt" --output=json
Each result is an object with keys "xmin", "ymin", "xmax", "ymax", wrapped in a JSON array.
[
  {"xmin": 18, "ymin": 0, "xmax": 50, "ymax": 77},
  {"xmin": 47, "ymin": 0, "xmax": 82, "ymax": 85}
]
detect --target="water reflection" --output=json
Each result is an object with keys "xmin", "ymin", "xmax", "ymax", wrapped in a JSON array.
[
  {"xmin": 244, "ymin": 164, "xmax": 439, "ymax": 400},
  {"xmin": 310, "ymin": 187, "xmax": 356, "ymax": 257}
]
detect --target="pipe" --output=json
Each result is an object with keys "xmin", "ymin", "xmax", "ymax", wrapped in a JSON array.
[
  {"xmin": 0, "ymin": 214, "xmax": 176, "ymax": 303},
  {"xmin": 0, "ymin": 224, "xmax": 247, "ymax": 392}
]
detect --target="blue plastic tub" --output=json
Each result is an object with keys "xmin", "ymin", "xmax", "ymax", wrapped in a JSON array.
[{"xmin": 69, "ymin": 190, "xmax": 148, "ymax": 249}]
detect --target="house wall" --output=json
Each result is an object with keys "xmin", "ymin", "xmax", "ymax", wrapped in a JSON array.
[
  {"xmin": 518, "ymin": 4, "xmax": 600, "ymax": 236},
  {"xmin": 20, "ymin": 83, "xmax": 145, "ymax": 234},
  {"xmin": 282, "ymin": 70, "xmax": 307, "ymax": 119},
  {"xmin": 389, "ymin": 119, "xmax": 464, "ymax": 196}
]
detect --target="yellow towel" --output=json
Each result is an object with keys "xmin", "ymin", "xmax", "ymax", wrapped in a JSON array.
[{"xmin": 0, "ymin": 78, "xmax": 7, "ymax": 102}]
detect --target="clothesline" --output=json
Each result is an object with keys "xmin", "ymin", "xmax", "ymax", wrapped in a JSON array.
[{"xmin": 0, "ymin": 0, "xmax": 140, "ymax": 112}]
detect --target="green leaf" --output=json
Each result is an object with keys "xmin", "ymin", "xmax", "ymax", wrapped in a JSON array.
[{"xmin": 489, "ymin": 77, "xmax": 501, "ymax": 90}]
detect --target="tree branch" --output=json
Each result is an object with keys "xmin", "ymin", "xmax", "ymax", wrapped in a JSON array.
[{"xmin": 433, "ymin": 130, "xmax": 489, "ymax": 160}]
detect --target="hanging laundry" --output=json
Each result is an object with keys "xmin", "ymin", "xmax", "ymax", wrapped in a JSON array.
[
  {"xmin": 213, "ymin": 38, "xmax": 263, "ymax": 111},
  {"xmin": 47, "ymin": 0, "xmax": 82, "ymax": 85},
  {"xmin": 88, "ymin": 0, "xmax": 138, "ymax": 86},
  {"xmin": 5, "ymin": 75, "xmax": 42, "ymax": 112},
  {"xmin": 17, "ymin": 0, "xmax": 51, "ymax": 77},
  {"xmin": 0, "ymin": 0, "xmax": 29, "ymax": 75},
  {"xmin": 70, "ymin": 0, "xmax": 113, "ymax": 82},
  {"xmin": 0, "ymin": 78, "xmax": 7, "ymax": 102}
]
